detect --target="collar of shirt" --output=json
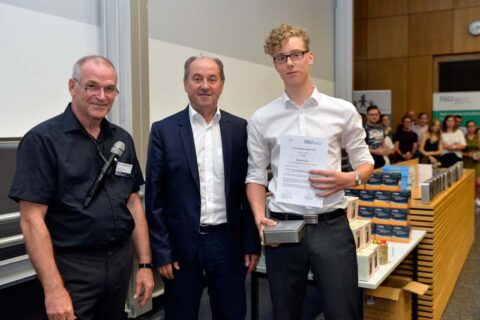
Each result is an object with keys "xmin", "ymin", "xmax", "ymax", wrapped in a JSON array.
[
  {"xmin": 63, "ymin": 103, "xmax": 115, "ymax": 138},
  {"xmin": 188, "ymin": 104, "xmax": 221, "ymax": 127},
  {"xmin": 281, "ymin": 87, "xmax": 323, "ymax": 110}
]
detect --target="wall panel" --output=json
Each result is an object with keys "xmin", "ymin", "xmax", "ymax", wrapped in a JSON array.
[
  {"xmin": 354, "ymin": 60, "xmax": 368, "ymax": 89},
  {"xmin": 354, "ymin": 19, "xmax": 367, "ymax": 60},
  {"xmin": 367, "ymin": 16, "xmax": 408, "ymax": 59},
  {"xmin": 453, "ymin": 7, "xmax": 480, "ymax": 52},
  {"xmin": 367, "ymin": 0, "xmax": 408, "ymax": 18},
  {"xmin": 408, "ymin": 56, "xmax": 433, "ymax": 114},
  {"xmin": 367, "ymin": 58, "xmax": 408, "ymax": 126},
  {"xmin": 408, "ymin": 0, "xmax": 453, "ymax": 13},
  {"xmin": 454, "ymin": 0, "xmax": 480, "ymax": 8},
  {"xmin": 355, "ymin": 0, "xmax": 367, "ymax": 19},
  {"xmin": 409, "ymin": 11, "xmax": 453, "ymax": 56}
]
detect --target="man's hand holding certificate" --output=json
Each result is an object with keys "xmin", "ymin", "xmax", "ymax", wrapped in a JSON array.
[{"xmin": 276, "ymin": 135, "xmax": 329, "ymax": 208}]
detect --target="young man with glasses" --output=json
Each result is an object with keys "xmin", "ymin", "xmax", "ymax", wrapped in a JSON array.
[
  {"xmin": 365, "ymin": 105, "xmax": 386, "ymax": 168},
  {"xmin": 246, "ymin": 24, "xmax": 373, "ymax": 320},
  {"xmin": 9, "ymin": 55, "xmax": 154, "ymax": 320}
]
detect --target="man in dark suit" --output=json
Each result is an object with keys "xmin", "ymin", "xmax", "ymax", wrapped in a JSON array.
[{"xmin": 145, "ymin": 56, "xmax": 261, "ymax": 319}]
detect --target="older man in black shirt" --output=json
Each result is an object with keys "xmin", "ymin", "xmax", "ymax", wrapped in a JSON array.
[{"xmin": 9, "ymin": 55, "xmax": 154, "ymax": 320}]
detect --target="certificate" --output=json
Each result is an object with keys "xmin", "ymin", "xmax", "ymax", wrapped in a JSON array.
[{"xmin": 276, "ymin": 135, "xmax": 328, "ymax": 208}]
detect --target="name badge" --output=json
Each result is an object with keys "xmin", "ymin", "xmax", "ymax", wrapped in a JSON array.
[{"xmin": 115, "ymin": 162, "xmax": 133, "ymax": 177}]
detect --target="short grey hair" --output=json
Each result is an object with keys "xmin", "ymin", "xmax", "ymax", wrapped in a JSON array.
[
  {"xmin": 72, "ymin": 55, "xmax": 117, "ymax": 81},
  {"xmin": 183, "ymin": 56, "xmax": 225, "ymax": 81}
]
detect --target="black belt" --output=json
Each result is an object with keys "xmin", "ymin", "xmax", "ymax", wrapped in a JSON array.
[
  {"xmin": 269, "ymin": 208, "xmax": 345, "ymax": 224},
  {"xmin": 198, "ymin": 223, "xmax": 227, "ymax": 234}
]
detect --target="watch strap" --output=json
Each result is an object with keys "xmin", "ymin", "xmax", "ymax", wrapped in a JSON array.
[{"xmin": 138, "ymin": 263, "xmax": 154, "ymax": 269}]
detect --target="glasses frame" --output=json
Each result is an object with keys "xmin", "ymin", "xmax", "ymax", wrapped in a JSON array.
[
  {"xmin": 73, "ymin": 79, "xmax": 119, "ymax": 96},
  {"xmin": 273, "ymin": 50, "xmax": 309, "ymax": 64}
]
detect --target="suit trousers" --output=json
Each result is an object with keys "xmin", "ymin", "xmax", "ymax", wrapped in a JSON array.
[
  {"xmin": 54, "ymin": 239, "xmax": 134, "ymax": 320},
  {"xmin": 163, "ymin": 225, "xmax": 247, "ymax": 320},
  {"xmin": 265, "ymin": 214, "xmax": 360, "ymax": 320}
]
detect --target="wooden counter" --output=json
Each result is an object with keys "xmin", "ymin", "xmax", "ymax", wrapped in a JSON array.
[{"xmin": 394, "ymin": 168, "xmax": 475, "ymax": 320}]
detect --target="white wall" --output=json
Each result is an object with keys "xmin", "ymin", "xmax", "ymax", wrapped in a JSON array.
[
  {"xmin": 148, "ymin": 39, "xmax": 334, "ymax": 123},
  {"xmin": 0, "ymin": 3, "xmax": 100, "ymax": 137},
  {"xmin": 148, "ymin": 0, "xmax": 336, "ymax": 123},
  {"xmin": 148, "ymin": 0, "xmax": 335, "ymax": 81}
]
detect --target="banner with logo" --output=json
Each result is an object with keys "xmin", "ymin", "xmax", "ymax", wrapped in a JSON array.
[
  {"xmin": 433, "ymin": 92, "xmax": 480, "ymax": 127},
  {"xmin": 352, "ymin": 90, "xmax": 392, "ymax": 118}
]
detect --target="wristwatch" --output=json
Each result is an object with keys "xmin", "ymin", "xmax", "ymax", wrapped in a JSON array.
[
  {"xmin": 138, "ymin": 263, "xmax": 154, "ymax": 269},
  {"xmin": 354, "ymin": 172, "xmax": 363, "ymax": 186}
]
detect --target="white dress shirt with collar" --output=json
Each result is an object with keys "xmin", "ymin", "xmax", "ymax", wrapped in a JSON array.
[
  {"xmin": 189, "ymin": 105, "xmax": 227, "ymax": 225},
  {"xmin": 246, "ymin": 88, "xmax": 373, "ymax": 215}
]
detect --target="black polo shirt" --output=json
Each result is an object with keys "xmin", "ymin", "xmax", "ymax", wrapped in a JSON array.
[
  {"xmin": 393, "ymin": 130, "xmax": 418, "ymax": 154},
  {"xmin": 9, "ymin": 104, "xmax": 145, "ymax": 249}
]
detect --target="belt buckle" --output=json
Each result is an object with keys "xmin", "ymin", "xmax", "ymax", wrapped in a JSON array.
[{"xmin": 303, "ymin": 214, "xmax": 318, "ymax": 224}]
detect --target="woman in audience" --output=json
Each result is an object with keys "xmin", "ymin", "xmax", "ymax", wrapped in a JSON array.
[
  {"xmin": 462, "ymin": 120, "xmax": 480, "ymax": 205},
  {"xmin": 418, "ymin": 119, "xmax": 443, "ymax": 165},
  {"xmin": 381, "ymin": 114, "xmax": 392, "ymax": 138},
  {"xmin": 440, "ymin": 115, "xmax": 466, "ymax": 167}
]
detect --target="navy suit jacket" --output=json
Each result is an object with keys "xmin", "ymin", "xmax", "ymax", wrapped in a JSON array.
[{"xmin": 145, "ymin": 107, "xmax": 261, "ymax": 268}]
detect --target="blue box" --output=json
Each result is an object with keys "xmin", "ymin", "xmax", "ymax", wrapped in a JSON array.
[
  {"xmin": 358, "ymin": 206, "xmax": 374, "ymax": 219},
  {"xmin": 359, "ymin": 190, "xmax": 375, "ymax": 202},
  {"xmin": 392, "ymin": 225, "xmax": 411, "ymax": 242},
  {"xmin": 391, "ymin": 191, "xmax": 410, "ymax": 208},
  {"xmin": 375, "ymin": 224, "xmax": 393, "ymax": 240},
  {"xmin": 345, "ymin": 188, "xmax": 359, "ymax": 197},
  {"xmin": 374, "ymin": 190, "xmax": 392, "ymax": 207},
  {"xmin": 382, "ymin": 166, "xmax": 409, "ymax": 191},
  {"xmin": 374, "ymin": 207, "xmax": 391, "ymax": 222},
  {"xmin": 391, "ymin": 208, "xmax": 409, "ymax": 224},
  {"xmin": 366, "ymin": 172, "xmax": 383, "ymax": 189}
]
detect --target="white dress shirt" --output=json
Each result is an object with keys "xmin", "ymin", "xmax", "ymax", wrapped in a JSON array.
[
  {"xmin": 189, "ymin": 105, "xmax": 227, "ymax": 225},
  {"xmin": 246, "ymin": 88, "xmax": 373, "ymax": 215},
  {"xmin": 442, "ymin": 129, "xmax": 466, "ymax": 158}
]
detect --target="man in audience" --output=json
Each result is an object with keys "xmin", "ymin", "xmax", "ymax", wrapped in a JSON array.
[
  {"xmin": 394, "ymin": 115, "xmax": 418, "ymax": 162},
  {"xmin": 455, "ymin": 114, "xmax": 466, "ymax": 134},
  {"xmin": 364, "ymin": 105, "xmax": 386, "ymax": 168}
]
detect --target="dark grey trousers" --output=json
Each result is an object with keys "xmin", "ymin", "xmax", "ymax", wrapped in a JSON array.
[
  {"xmin": 54, "ymin": 239, "xmax": 134, "ymax": 320},
  {"xmin": 265, "ymin": 214, "xmax": 360, "ymax": 320}
]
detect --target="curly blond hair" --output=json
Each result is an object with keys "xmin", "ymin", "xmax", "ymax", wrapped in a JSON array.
[{"xmin": 264, "ymin": 23, "xmax": 310, "ymax": 56}]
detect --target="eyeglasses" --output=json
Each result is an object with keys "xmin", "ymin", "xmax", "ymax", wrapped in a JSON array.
[
  {"xmin": 367, "ymin": 113, "xmax": 380, "ymax": 116},
  {"xmin": 73, "ymin": 79, "xmax": 119, "ymax": 96},
  {"xmin": 273, "ymin": 50, "xmax": 309, "ymax": 64}
]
